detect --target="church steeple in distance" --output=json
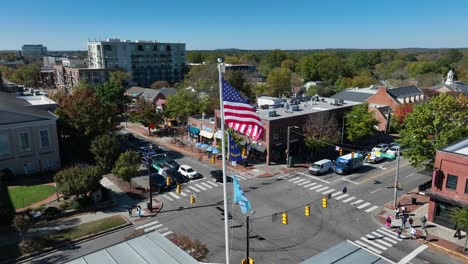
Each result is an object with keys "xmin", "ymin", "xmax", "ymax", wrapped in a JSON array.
[{"xmin": 445, "ymin": 69, "xmax": 454, "ymax": 85}]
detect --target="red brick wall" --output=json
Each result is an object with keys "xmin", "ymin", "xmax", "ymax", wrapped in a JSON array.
[
  {"xmin": 367, "ymin": 86, "xmax": 400, "ymax": 112},
  {"xmin": 368, "ymin": 108, "xmax": 387, "ymax": 132}
]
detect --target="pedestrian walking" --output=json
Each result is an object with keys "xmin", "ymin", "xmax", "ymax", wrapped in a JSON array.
[
  {"xmin": 401, "ymin": 215, "xmax": 407, "ymax": 229},
  {"xmin": 342, "ymin": 186, "xmax": 348, "ymax": 194},
  {"xmin": 401, "ymin": 206, "xmax": 407, "ymax": 215},
  {"xmin": 137, "ymin": 206, "xmax": 141, "ymax": 218},
  {"xmin": 420, "ymin": 215, "xmax": 427, "ymax": 229},
  {"xmin": 128, "ymin": 207, "xmax": 132, "ymax": 217},
  {"xmin": 408, "ymin": 217, "xmax": 414, "ymax": 228},
  {"xmin": 397, "ymin": 227, "xmax": 402, "ymax": 239},
  {"xmin": 395, "ymin": 207, "xmax": 400, "ymax": 219},
  {"xmin": 386, "ymin": 216, "xmax": 392, "ymax": 229},
  {"xmin": 422, "ymin": 227, "xmax": 428, "ymax": 241},
  {"xmin": 410, "ymin": 227, "xmax": 416, "ymax": 240}
]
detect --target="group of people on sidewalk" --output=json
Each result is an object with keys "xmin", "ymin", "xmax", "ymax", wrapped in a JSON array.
[
  {"xmin": 385, "ymin": 203, "xmax": 428, "ymax": 240},
  {"xmin": 128, "ymin": 205, "xmax": 142, "ymax": 218}
]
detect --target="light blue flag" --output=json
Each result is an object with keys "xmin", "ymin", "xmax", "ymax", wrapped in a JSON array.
[{"xmin": 232, "ymin": 174, "xmax": 252, "ymax": 214}]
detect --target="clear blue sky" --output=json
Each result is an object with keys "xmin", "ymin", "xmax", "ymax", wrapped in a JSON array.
[{"xmin": 2, "ymin": 0, "xmax": 468, "ymax": 50}]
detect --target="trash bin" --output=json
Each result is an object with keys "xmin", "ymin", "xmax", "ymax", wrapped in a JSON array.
[
  {"xmin": 147, "ymin": 202, "xmax": 152, "ymax": 210},
  {"xmin": 411, "ymin": 197, "xmax": 417, "ymax": 204},
  {"xmin": 287, "ymin": 156, "xmax": 294, "ymax": 168}
]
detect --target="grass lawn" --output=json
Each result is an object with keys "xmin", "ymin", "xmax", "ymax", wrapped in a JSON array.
[{"xmin": 8, "ymin": 185, "xmax": 56, "ymax": 209}]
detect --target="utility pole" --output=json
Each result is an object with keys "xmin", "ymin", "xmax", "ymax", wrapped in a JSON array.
[
  {"xmin": 147, "ymin": 144, "xmax": 153, "ymax": 211},
  {"xmin": 393, "ymin": 148, "xmax": 401, "ymax": 208},
  {"xmin": 287, "ymin": 126, "xmax": 298, "ymax": 167},
  {"xmin": 341, "ymin": 115, "xmax": 345, "ymax": 145},
  {"xmin": 246, "ymin": 215, "xmax": 250, "ymax": 263}
]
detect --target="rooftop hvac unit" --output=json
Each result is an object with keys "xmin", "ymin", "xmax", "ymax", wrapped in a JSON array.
[
  {"xmin": 268, "ymin": 110, "xmax": 277, "ymax": 117},
  {"xmin": 339, "ymin": 99, "xmax": 344, "ymax": 104},
  {"xmin": 291, "ymin": 105, "xmax": 299, "ymax": 111},
  {"xmin": 334, "ymin": 99, "xmax": 339, "ymax": 105}
]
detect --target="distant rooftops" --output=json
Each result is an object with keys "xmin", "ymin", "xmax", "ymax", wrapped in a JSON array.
[
  {"xmin": 0, "ymin": 91, "xmax": 57, "ymax": 125},
  {"xmin": 442, "ymin": 138, "xmax": 468, "ymax": 156},
  {"xmin": 88, "ymin": 38, "xmax": 184, "ymax": 44}
]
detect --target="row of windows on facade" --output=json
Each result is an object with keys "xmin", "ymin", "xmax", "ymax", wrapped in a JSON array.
[
  {"xmin": 445, "ymin": 174, "xmax": 468, "ymax": 194},
  {"xmin": 23, "ymin": 159, "xmax": 56, "ymax": 174},
  {"xmin": 0, "ymin": 130, "xmax": 50, "ymax": 155},
  {"xmin": 91, "ymin": 44, "xmax": 184, "ymax": 52}
]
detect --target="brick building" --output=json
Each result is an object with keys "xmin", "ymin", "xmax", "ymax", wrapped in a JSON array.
[
  {"xmin": 367, "ymin": 86, "xmax": 425, "ymax": 112},
  {"xmin": 54, "ymin": 66, "xmax": 112, "ymax": 91},
  {"xmin": 427, "ymin": 138, "xmax": 468, "ymax": 228}
]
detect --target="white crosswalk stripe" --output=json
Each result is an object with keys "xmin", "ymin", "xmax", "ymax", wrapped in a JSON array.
[
  {"xmin": 354, "ymin": 240, "xmax": 382, "ymax": 254},
  {"xmin": 135, "ymin": 221, "xmax": 159, "ymax": 230},
  {"xmin": 315, "ymin": 186, "xmax": 329, "ymax": 192},
  {"xmin": 359, "ymin": 237, "xmax": 388, "ymax": 250},
  {"xmin": 291, "ymin": 178, "xmax": 306, "ymax": 184},
  {"xmin": 357, "ymin": 202, "xmax": 371, "ymax": 209},
  {"xmin": 335, "ymin": 194, "xmax": 349, "ymax": 200},
  {"xmin": 288, "ymin": 177, "xmax": 300, "ymax": 182},
  {"xmin": 331, "ymin": 191, "xmax": 342, "ymax": 197},
  {"xmin": 365, "ymin": 205, "xmax": 379, "ymax": 213},
  {"xmin": 309, "ymin": 184, "xmax": 323, "ymax": 190},
  {"xmin": 237, "ymin": 175, "xmax": 247, "ymax": 180},
  {"xmin": 297, "ymin": 180, "xmax": 311, "ymax": 186},
  {"xmin": 168, "ymin": 192, "xmax": 180, "ymax": 199},
  {"xmin": 206, "ymin": 181, "xmax": 219, "ymax": 187},
  {"xmin": 377, "ymin": 227, "xmax": 402, "ymax": 241},
  {"xmin": 279, "ymin": 173, "xmax": 293, "ymax": 179},
  {"xmin": 342, "ymin": 196, "xmax": 356, "ymax": 203},
  {"xmin": 188, "ymin": 185, "xmax": 200, "ymax": 192},
  {"xmin": 144, "ymin": 224, "xmax": 163, "ymax": 233},
  {"xmin": 303, "ymin": 182, "xmax": 317, "ymax": 188},
  {"xmin": 161, "ymin": 230, "xmax": 173, "ymax": 236},
  {"xmin": 322, "ymin": 189, "xmax": 335, "ymax": 195},
  {"xmin": 371, "ymin": 231, "xmax": 398, "ymax": 244},
  {"xmin": 180, "ymin": 192, "xmax": 187, "ymax": 197},
  {"xmin": 163, "ymin": 194, "xmax": 174, "ymax": 201},
  {"xmin": 351, "ymin": 199, "xmax": 363, "ymax": 205},
  {"xmin": 194, "ymin": 184, "xmax": 207, "ymax": 191},
  {"xmin": 200, "ymin": 182, "xmax": 213, "ymax": 189},
  {"xmin": 366, "ymin": 234, "xmax": 393, "ymax": 247}
]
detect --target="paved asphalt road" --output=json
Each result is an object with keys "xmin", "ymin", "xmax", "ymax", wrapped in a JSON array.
[{"xmin": 26, "ymin": 134, "xmax": 464, "ymax": 264}]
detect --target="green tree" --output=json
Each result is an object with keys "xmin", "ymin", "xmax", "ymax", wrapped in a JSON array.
[
  {"xmin": 226, "ymin": 71, "xmax": 253, "ymax": 100},
  {"xmin": 164, "ymin": 90, "xmax": 210, "ymax": 123},
  {"xmin": 11, "ymin": 64, "xmax": 40, "ymax": 87},
  {"xmin": 90, "ymin": 134, "xmax": 121, "ymax": 171},
  {"xmin": 55, "ymin": 165, "xmax": 102, "ymax": 198},
  {"xmin": 299, "ymin": 52, "xmax": 351, "ymax": 84},
  {"xmin": 130, "ymin": 99, "xmax": 164, "ymax": 135},
  {"xmin": 109, "ymin": 70, "xmax": 130, "ymax": 86},
  {"xmin": 150, "ymin": 80, "xmax": 170, "ymax": 89},
  {"xmin": 345, "ymin": 103, "xmax": 379, "ymax": 142},
  {"xmin": 266, "ymin": 67, "xmax": 291, "ymax": 97},
  {"xmin": 14, "ymin": 213, "xmax": 32, "ymax": 239},
  {"xmin": 112, "ymin": 151, "xmax": 140, "ymax": 186},
  {"xmin": 399, "ymin": 94, "xmax": 468, "ymax": 170},
  {"xmin": 95, "ymin": 81, "xmax": 126, "ymax": 111},
  {"xmin": 450, "ymin": 207, "xmax": 468, "ymax": 251}
]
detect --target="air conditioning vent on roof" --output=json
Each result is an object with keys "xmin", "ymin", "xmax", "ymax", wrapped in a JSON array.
[
  {"xmin": 339, "ymin": 99, "xmax": 344, "ymax": 104},
  {"xmin": 291, "ymin": 105, "xmax": 299, "ymax": 111},
  {"xmin": 268, "ymin": 110, "xmax": 276, "ymax": 117}
]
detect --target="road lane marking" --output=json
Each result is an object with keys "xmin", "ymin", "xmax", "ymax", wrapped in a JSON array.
[
  {"xmin": 188, "ymin": 186, "xmax": 200, "ymax": 192},
  {"xmin": 335, "ymin": 194, "xmax": 349, "ymax": 200},
  {"xmin": 237, "ymin": 175, "xmax": 247, "ymax": 180},
  {"xmin": 297, "ymin": 180, "xmax": 311, "ymax": 186},
  {"xmin": 292, "ymin": 178, "xmax": 306, "ymax": 184},
  {"xmin": 339, "ymin": 177, "xmax": 359, "ymax": 185},
  {"xmin": 309, "ymin": 184, "xmax": 323, "ymax": 190},
  {"xmin": 353, "ymin": 240, "xmax": 382, "ymax": 254},
  {"xmin": 357, "ymin": 202, "xmax": 371, "ymax": 209},
  {"xmin": 315, "ymin": 186, "xmax": 329, "ymax": 192},
  {"xmin": 296, "ymin": 172, "xmax": 331, "ymax": 184},
  {"xmin": 357, "ymin": 162, "xmax": 411, "ymax": 184},
  {"xmin": 370, "ymin": 188, "xmax": 382, "ymax": 194},
  {"xmin": 194, "ymin": 184, "xmax": 207, "ymax": 191},
  {"xmin": 351, "ymin": 199, "xmax": 363, "ymax": 205},
  {"xmin": 144, "ymin": 224, "xmax": 163, "ymax": 233},
  {"xmin": 366, "ymin": 234, "xmax": 393, "ymax": 247},
  {"xmin": 200, "ymin": 182, "xmax": 213, "ymax": 189},
  {"xmin": 304, "ymin": 182, "xmax": 317, "ymax": 188},
  {"xmin": 371, "ymin": 232, "xmax": 398, "ymax": 244},
  {"xmin": 348, "ymin": 240, "xmax": 396, "ymax": 264},
  {"xmin": 397, "ymin": 245, "xmax": 428, "ymax": 264},
  {"xmin": 342, "ymin": 196, "xmax": 355, "ymax": 203},
  {"xmin": 360, "ymin": 237, "xmax": 388, "ymax": 250},
  {"xmin": 163, "ymin": 194, "xmax": 174, "ymax": 201},
  {"xmin": 377, "ymin": 227, "xmax": 402, "ymax": 240},
  {"xmin": 278, "ymin": 173, "xmax": 293, "ymax": 179},
  {"xmin": 288, "ymin": 177, "xmax": 300, "ymax": 182},
  {"xmin": 161, "ymin": 231, "xmax": 173, "ymax": 236},
  {"xmin": 322, "ymin": 189, "xmax": 335, "ymax": 195},
  {"xmin": 135, "ymin": 221, "xmax": 159, "ymax": 230},
  {"xmin": 365, "ymin": 205, "xmax": 379, "ymax": 213},
  {"xmin": 331, "ymin": 191, "xmax": 342, "ymax": 197},
  {"xmin": 180, "ymin": 192, "xmax": 187, "ymax": 197},
  {"xmin": 404, "ymin": 172, "xmax": 417, "ymax": 178},
  {"xmin": 168, "ymin": 192, "xmax": 180, "ymax": 199},
  {"xmin": 206, "ymin": 181, "xmax": 219, "ymax": 187}
]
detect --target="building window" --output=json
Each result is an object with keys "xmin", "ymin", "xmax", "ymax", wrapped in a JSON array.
[
  {"xmin": 273, "ymin": 128, "xmax": 279, "ymax": 140},
  {"xmin": 446, "ymin": 174, "xmax": 458, "ymax": 190},
  {"xmin": 19, "ymin": 132, "xmax": 31, "ymax": 152},
  {"xmin": 40, "ymin": 130, "xmax": 50, "ymax": 148},
  {"xmin": 24, "ymin": 162, "xmax": 34, "ymax": 174},
  {"xmin": 0, "ymin": 133, "xmax": 10, "ymax": 155},
  {"xmin": 465, "ymin": 179, "xmax": 468, "ymax": 194}
]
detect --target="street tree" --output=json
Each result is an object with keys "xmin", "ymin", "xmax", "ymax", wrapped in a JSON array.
[
  {"xmin": 14, "ymin": 213, "xmax": 32, "ymax": 239},
  {"xmin": 266, "ymin": 67, "xmax": 291, "ymax": 97},
  {"xmin": 54, "ymin": 165, "xmax": 102, "ymax": 198},
  {"xmin": 109, "ymin": 70, "xmax": 130, "ymax": 86},
  {"xmin": 130, "ymin": 99, "xmax": 164, "ymax": 135},
  {"xmin": 95, "ymin": 80, "xmax": 126, "ymax": 111},
  {"xmin": 399, "ymin": 94, "xmax": 468, "ymax": 170},
  {"xmin": 450, "ymin": 207, "xmax": 468, "ymax": 251},
  {"xmin": 345, "ymin": 103, "xmax": 379, "ymax": 142},
  {"xmin": 90, "ymin": 134, "xmax": 121, "ymax": 172},
  {"xmin": 164, "ymin": 90, "xmax": 210, "ymax": 123},
  {"xmin": 304, "ymin": 112, "xmax": 339, "ymax": 153},
  {"xmin": 11, "ymin": 64, "xmax": 40, "ymax": 87},
  {"xmin": 150, "ymin": 80, "xmax": 170, "ymax": 89},
  {"xmin": 112, "ymin": 151, "xmax": 140, "ymax": 186},
  {"xmin": 393, "ymin": 103, "xmax": 414, "ymax": 126}
]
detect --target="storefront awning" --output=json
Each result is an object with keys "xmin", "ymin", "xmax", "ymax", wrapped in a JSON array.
[
  {"xmin": 188, "ymin": 126, "xmax": 200, "ymax": 134},
  {"xmin": 200, "ymin": 130, "xmax": 214, "ymax": 139},
  {"xmin": 215, "ymin": 131, "xmax": 223, "ymax": 139}
]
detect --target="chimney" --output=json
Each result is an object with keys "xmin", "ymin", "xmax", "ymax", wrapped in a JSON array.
[{"xmin": 377, "ymin": 86, "xmax": 388, "ymax": 93}]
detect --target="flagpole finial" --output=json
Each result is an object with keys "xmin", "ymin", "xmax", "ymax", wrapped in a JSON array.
[{"xmin": 217, "ymin": 57, "xmax": 224, "ymax": 63}]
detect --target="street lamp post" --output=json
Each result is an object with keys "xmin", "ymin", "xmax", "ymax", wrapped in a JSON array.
[
  {"xmin": 287, "ymin": 126, "xmax": 299, "ymax": 167},
  {"xmin": 393, "ymin": 148, "xmax": 401, "ymax": 208},
  {"xmin": 147, "ymin": 144, "xmax": 153, "ymax": 211}
]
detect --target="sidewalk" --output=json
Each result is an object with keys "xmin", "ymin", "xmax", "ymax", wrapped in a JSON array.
[
  {"xmin": 122, "ymin": 122, "xmax": 298, "ymax": 178},
  {"xmin": 375, "ymin": 192, "xmax": 468, "ymax": 261}
]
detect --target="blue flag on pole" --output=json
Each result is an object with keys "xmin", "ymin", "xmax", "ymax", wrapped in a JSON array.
[
  {"xmin": 228, "ymin": 132, "xmax": 243, "ymax": 163},
  {"xmin": 233, "ymin": 174, "xmax": 252, "ymax": 214}
]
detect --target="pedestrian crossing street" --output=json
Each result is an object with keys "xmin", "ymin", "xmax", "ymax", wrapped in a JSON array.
[
  {"xmin": 353, "ymin": 227, "xmax": 402, "ymax": 254},
  {"xmin": 279, "ymin": 173, "xmax": 380, "ymax": 214},
  {"xmin": 158, "ymin": 173, "xmax": 252, "ymax": 203},
  {"xmin": 135, "ymin": 219, "xmax": 173, "ymax": 237}
]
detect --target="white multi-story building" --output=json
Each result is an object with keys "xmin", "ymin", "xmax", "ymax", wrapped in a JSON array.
[
  {"xmin": 87, "ymin": 38, "xmax": 186, "ymax": 86},
  {"xmin": 21, "ymin": 44, "xmax": 47, "ymax": 58}
]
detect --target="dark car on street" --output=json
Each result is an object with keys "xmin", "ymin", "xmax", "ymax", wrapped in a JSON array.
[
  {"xmin": 163, "ymin": 160, "xmax": 180, "ymax": 170},
  {"xmin": 164, "ymin": 168, "xmax": 188, "ymax": 183},
  {"xmin": 210, "ymin": 170, "xmax": 233, "ymax": 183}
]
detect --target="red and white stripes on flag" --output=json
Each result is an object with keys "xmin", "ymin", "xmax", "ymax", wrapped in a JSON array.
[{"xmin": 222, "ymin": 79, "xmax": 264, "ymax": 141}]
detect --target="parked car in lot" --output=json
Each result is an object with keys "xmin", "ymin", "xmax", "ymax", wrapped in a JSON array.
[
  {"xmin": 389, "ymin": 142, "xmax": 400, "ymax": 148},
  {"xmin": 365, "ymin": 151, "xmax": 384, "ymax": 163},
  {"xmin": 210, "ymin": 170, "xmax": 233, "ymax": 183},
  {"xmin": 141, "ymin": 154, "xmax": 167, "ymax": 166},
  {"xmin": 150, "ymin": 173, "xmax": 174, "ymax": 193},
  {"xmin": 163, "ymin": 160, "xmax": 180, "ymax": 170},
  {"xmin": 386, "ymin": 146, "xmax": 401, "ymax": 158},
  {"xmin": 178, "ymin": 165, "xmax": 199, "ymax": 180},
  {"xmin": 372, "ymin": 143, "xmax": 389, "ymax": 153},
  {"xmin": 309, "ymin": 159, "xmax": 333, "ymax": 175},
  {"xmin": 138, "ymin": 145, "xmax": 165, "ymax": 155}
]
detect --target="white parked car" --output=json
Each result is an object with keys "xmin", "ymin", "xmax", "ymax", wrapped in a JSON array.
[
  {"xmin": 386, "ymin": 146, "xmax": 401, "ymax": 158},
  {"xmin": 178, "ymin": 165, "xmax": 199, "ymax": 179},
  {"xmin": 309, "ymin": 159, "xmax": 333, "ymax": 175},
  {"xmin": 372, "ymin": 143, "xmax": 389, "ymax": 153},
  {"xmin": 365, "ymin": 152, "xmax": 384, "ymax": 164}
]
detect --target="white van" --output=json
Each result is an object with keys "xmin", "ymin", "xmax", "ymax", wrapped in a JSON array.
[{"xmin": 309, "ymin": 159, "xmax": 333, "ymax": 175}]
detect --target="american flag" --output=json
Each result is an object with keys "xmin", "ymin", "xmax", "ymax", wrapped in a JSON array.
[{"xmin": 222, "ymin": 79, "xmax": 264, "ymax": 141}]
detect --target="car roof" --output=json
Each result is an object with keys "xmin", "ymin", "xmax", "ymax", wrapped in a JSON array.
[
  {"xmin": 180, "ymin": 165, "xmax": 192, "ymax": 169},
  {"xmin": 314, "ymin": 159, "xmax": 331, "ymax": 165}
]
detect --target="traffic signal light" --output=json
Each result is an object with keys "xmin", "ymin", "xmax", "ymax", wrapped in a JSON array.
[
  {"xmin": 322, "ymin": 197, "xmax": 328, "ymax": 208},
  {"xmin": 176, "ymin": 184, "xmax": 181, "ymax": 194},
  {"xmin": 351, "ymin": 152, "xmax": 355, "ymax": 158},
  {"xmin": 282, "ymin": 212, "xmax": 288, "ymax": 225},
  {"xmin": 242, "ymin": 149, "xmax": 247, "ymax": 157},
  {"xmin": 166, "ymin": 176, "xmax": 172, "ymax": 186},
  {"xmin": 190, "ymin": 194, "xmax": 195, "ymax": 204},
  {"xmin": 366, "ymin": 153, "xmax": 371, "ymax": 159},
  {"xmin": 339, "ymin": 148, "xmax": 343, "ymax": 156},
  {"xmin": 305, "ymin": 205, "xmax": 310, "ymax": 217},
  {"xmin": 242, "ymin": 257, "xmax": 254, "ymax": 264},
  {"xmin": 211, "ymin": 156, "xmax": 216, "ymax": 163}
]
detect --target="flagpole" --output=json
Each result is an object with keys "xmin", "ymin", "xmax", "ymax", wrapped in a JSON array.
[{"xmin": 218, "ymin": 57, "xmax": 230, "ymax": 264}]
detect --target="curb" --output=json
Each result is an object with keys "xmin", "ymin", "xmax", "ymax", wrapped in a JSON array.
[
  {"xmin": 422, "ymin": 238, "xmax": 468, "ymax": 262},
  {"xmin": 12, "ymin": 215, "xmax": 132, "ymax": 264}
]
